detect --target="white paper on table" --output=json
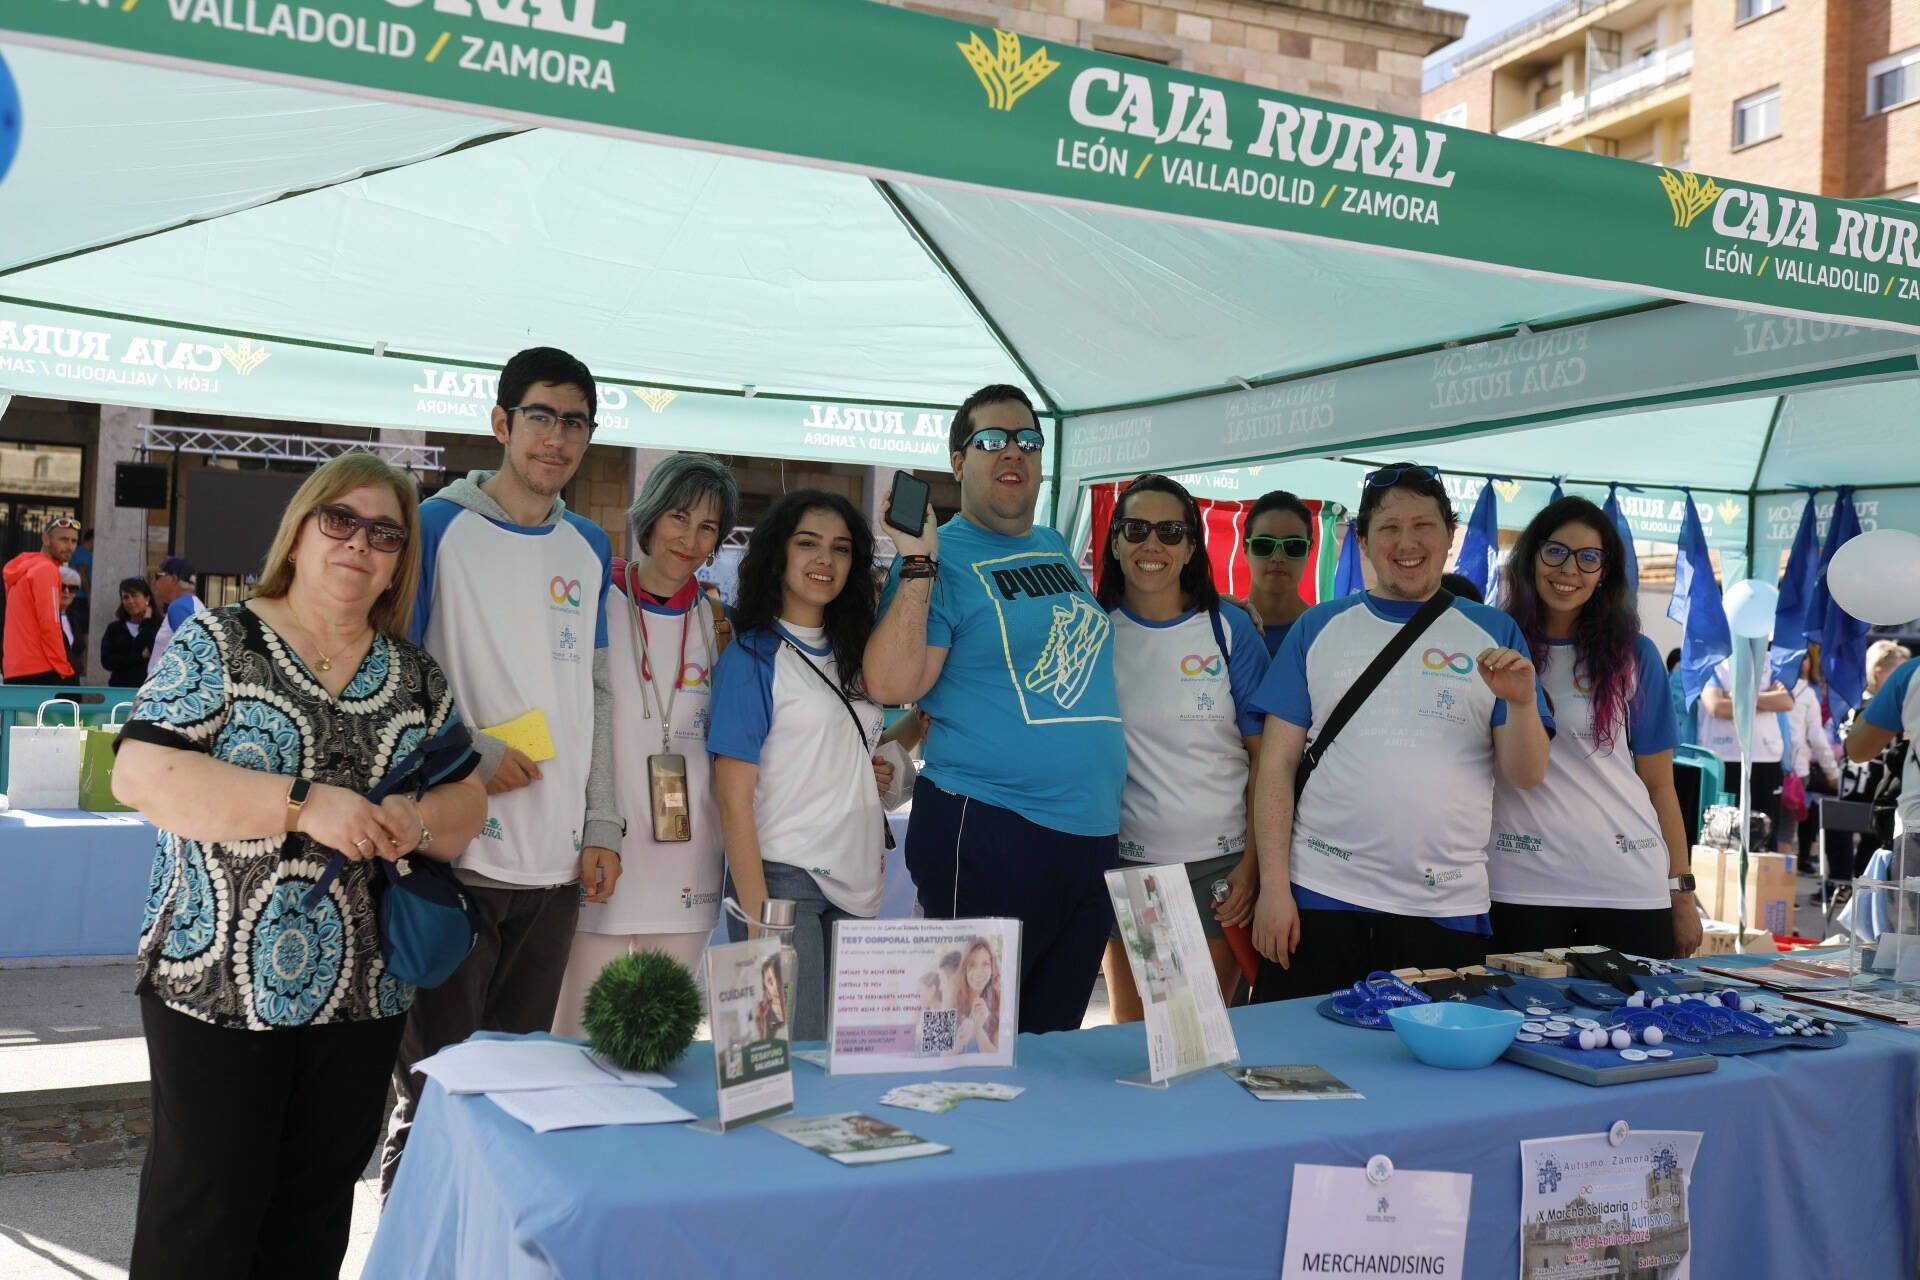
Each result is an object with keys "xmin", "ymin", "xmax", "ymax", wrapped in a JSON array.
[
  {"xmin": 488, "ymin": 1085, "xmax": 695, "ymax": 1132},
  {"xmin": 1519, "ymin": 1130, "xmax": 1702, "ymax": 1280},
  {"xmin": 1106, "ymin": 865, "xmax": 1239, "ymax": 1082},
  {"xmin": 1281, "ymin": 1164, "xmax": 1470, "ymax": 1280},
  {"xmin": 414, "ymin": 1039, "xmax": 675, "ymax": 1094}
]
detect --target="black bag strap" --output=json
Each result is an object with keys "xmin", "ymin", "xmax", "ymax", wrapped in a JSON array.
[
  {"xmin": 780, "ymin": 637, "xmax": 895, "ymax": 850},
  {"xmin": 1294, "ymin": 590, "xmax": 1454, "ymax": 803}
]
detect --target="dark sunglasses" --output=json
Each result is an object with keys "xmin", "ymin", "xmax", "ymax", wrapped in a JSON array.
[
  {"xmin": 1114, "ymin": 517, "xmax": 1192, "ymax": 546},
  {"xmin": 962, "ymin": 427, "xmax": 1045, "ymax": 454},
  {"xmin": 1538, "ymin": 539, "xmax": 1605, "ymax": 574},
  {"xmin": 1364, "ymin": 464, "xmax": 1441, "ymax": 487},
  {"xmin": 313, "ymin": 503, "xmax": 409, "ymax": 553},
  {"xmin": 1246, "ymin": 535, "xmax": 1310, "ymax": 560}
]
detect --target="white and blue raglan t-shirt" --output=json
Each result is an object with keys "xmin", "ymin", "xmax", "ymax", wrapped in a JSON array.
[
  {"xmin": 1109, "ymin": 602, "xmax": 1269, "ymax": 864},
  {"xmin": 1863, "ymin": 655, "xmax": 1920, "ymax": 835},
  {"xmin": 878, "ymin": 516, "xmax": 1125, "ymax": 837},
  {"xmin": 412, "ymin": 496, "xmax": 611, "ymax": 886},
  {"xmin": 1489, "ymin": 634, "xmax": 1677, "ymax": 910},
  {"xmin": 1249, "ymin": 592, "xmax": 1555, "ymax": 920},
  {"xmin": 1697, "ymin": 658, "xmax": 1784, "ymax": 765},
  {"xmin": 707, "ymin": 622, "xmax": 886, "ymax": 917}
]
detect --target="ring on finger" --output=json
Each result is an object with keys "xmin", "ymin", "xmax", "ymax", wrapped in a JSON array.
[{"xmin": 353, "ymin": 837, "xmax": 371, "ymax": 850}]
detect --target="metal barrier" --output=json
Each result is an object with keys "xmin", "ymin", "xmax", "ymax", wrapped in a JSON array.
[{"xmin": 0, "ymin": 685, "xmax": 135, "ymax": 794}]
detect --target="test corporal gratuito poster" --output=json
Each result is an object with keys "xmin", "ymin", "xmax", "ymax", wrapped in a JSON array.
[
  {"xmin": 1106, "ymin": 865, "xmax": 1238, "ymax": 1082},
  {"xmin": 826, "ymin": 919, "xmax": 1020, "ymax": 1074},
  {"xmin": 1520, "ymin": 1130, "xmax": 1702, "ymax": 1280},
  {"xmin": 703, "ymin": 936, "xmax": 793, "ymax": 1130}
]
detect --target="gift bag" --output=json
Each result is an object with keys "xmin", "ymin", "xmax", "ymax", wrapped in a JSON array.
[
  {"xmin": 5, "ymin": 699, "xmax": 85, "ymax": 810},
  {"xmin": 78, "ymin": 703, "xmax": 135, "ymax": 813}
]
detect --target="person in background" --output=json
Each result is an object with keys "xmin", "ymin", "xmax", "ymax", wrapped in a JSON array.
[
  {"xmin": 551, "ymin": 454, "xmax": 738, "ymax": 1038},
  {"xmin": 68, "ymin": 527, "xmax": 94, "ymax": 661},
  {"xmin": 1243, "ymin": 490, "xmax": 1315, "ymax": 658},
  {"xmin": 1837, "ymin": 641, "xmax": 1914, "ymax": 872},
  {"xmin": 101, "ymin": 577, "xmax": 160, "ymax": 688},
  {"xmin": 1439, "ymin": 573, "xmax": 1484, "ymax": 604},
  {"xmin": 1787, "ymin": 652, "xmax": 1841, "ymax": 872},
  {"xmin": 1697, "ymin": 647, "xmax": 1794, "ymax": 847},
  {"xmin": 1665, "ymin": 647, "xmax": 1691, "ymax": 748},
  {"xmin": 111, "ymin": 452, "xmax": 486, "ymax": 1280},
  {"xmin": 864, "ymin": 385, "xmax": 1124, "ymax": 1035},
  {"xmin": 1096, "ymin": 474, "xmax": 1268, "ymax": 1017},
  {"xmin": 385, "ymin": 346, "xmax": 620, "ymax": 1194},
  {"xmin": 147, "ymin": 556, "xmax": 207, "ymax": 679},
  {"xmin": 1247, "ymin": 463, "xmax": 1553, "ymax": 998},
  {"xmin": 1487, "ymin": 497, "xmax": 1701, "ymax": 960},
  {"xmin": 3, "ymin": 515, "xmax": 80, "ymax": 685},
  {"xmin": 58, "ymin": 567, "xmax": 82, "ymax": 671},
  {"xmin": 711, "ymin": 489, "xmax": 888, "ymax": 1041}
]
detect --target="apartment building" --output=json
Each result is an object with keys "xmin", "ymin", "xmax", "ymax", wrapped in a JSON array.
[{"xmin": 1423, "ymin": 0, "xmax": 1920, "ymax": 200}]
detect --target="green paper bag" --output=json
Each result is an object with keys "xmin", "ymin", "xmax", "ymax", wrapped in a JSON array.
[{"xmin": 78, "ymin": 703, "xmax": 134, "ymax": 813}]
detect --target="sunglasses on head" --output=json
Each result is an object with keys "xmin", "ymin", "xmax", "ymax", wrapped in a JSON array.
[
  {"xmin": 1246, "ymin": 535, "xmax": 1311, "ymax": 560},
  {"xmin": 45, "ymin": 517, "xmax": 79, "ymax": 532},
  {"xmin": 1114, "ymin": 517, "xmax": 1192, "ymax": 546},
  {"xmin": 313, "ymin": 503, "xmax": 409, "ymax": 553},
  {"xmin": 1538, "ymin": 539, "xmax": 1605, "ymax": 574},
  {"xmin": 962, "ymin": 427, "xmax": 1044, "ymax": 454},
  {"xmin": 1364, "ymin": 464, "xmax": 1441, "ymax": 488}
]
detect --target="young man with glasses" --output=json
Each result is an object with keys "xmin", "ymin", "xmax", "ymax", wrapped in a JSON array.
[
  {"xmin": 383, "ymin": 346, "xmax": 622, "ymax": 1193},
  {"xmin": 3, "ymin": 516, "xmax": 80, "ymax": 685},
  {"xmin": 1246, "ymin": 462, "xmax": 1554, "ymax": 1000},
  {"xmin": 146, "ymin": 556, "xmax": 207, "ymax": 680},
  {"xmin": 1243, "ymin": 490, "xmax": 1316, "ymax": 658},
  {"xmin": 866, "ymin": 384, "xmax": 1125, "ymax": 1034}
]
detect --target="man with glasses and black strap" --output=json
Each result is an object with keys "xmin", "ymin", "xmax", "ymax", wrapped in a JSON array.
[
  {"xmin": 865, "ymin": 384, "xmax": 1126, "ymax": 1034},
  {"xmin": 382, "ymin": 346, "xmax": 622, "ymax": 1193},
  {"xmin": 146, "ymin": 556, "xmax": 207, "ymax": 680},
  {"xmin": 1246, "ymin": 462, "xmax": 1554, "ymax": 1000},
  {"xmin": 3, "ymin": 515, "xmax": 80, "ymax": 685}
]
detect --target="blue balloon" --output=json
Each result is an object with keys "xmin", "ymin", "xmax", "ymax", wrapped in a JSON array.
[
  {"xmin": 1722, "ymin": 578, "xmax": 1779, "ymax": 640},
  {"xmin": 0, "ymin": 51, "xmax": 18, "ymax": 186}
]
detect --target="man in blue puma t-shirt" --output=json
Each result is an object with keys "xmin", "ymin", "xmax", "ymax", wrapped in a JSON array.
[{"xmin": 866, "ymin": 385, "xmax": 1125, "ymax": 1034}]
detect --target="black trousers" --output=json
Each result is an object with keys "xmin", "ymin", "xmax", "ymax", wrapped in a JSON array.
[
  {"xmin": 905, "ymin": 776, "xmax": 1119, "ymax": 1035},
  {"xmin": 7, "ymin": 669, "xmax": 74, "ymax": 686},
  {"xmin": 1489, "ymin": 901, "xmax": 1675, "ymax": 961},
  {"xmin": 131, "ymin": 996, "xmax": 405, "ymax": 1280},
  {"xmin": 1250, "ymin": 905, "xmax": 1489, "ymax": 1003}
]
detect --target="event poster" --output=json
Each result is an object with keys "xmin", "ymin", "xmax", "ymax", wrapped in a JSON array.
[
  {"xmin": 1282, "ymin": 1164, "xmax": 1472, "ymax": 1280},
  {"xmin": 1106, "ymin": 865, "xmax": 1239, "ymax": 1083},
  {"xmin": 1520, "ymin": 1130, "xmax": 1702, "ymax": 1280},
  {"xmin": 702, "ymin": 937, "xmax": 793, "ymax": 1131},
  {"xmin": 826, "ymin": 919, "xmax": 1021, "ymax": 1075}
]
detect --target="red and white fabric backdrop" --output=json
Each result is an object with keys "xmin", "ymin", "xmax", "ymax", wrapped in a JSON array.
[{"xmin": 1086, "ymin": 480, "xmax": 1330, "ymax": 603}]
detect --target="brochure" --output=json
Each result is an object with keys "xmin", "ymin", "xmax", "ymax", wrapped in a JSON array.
[
  {"xmin": 489, "ymin": 1085, "xmax": 694, "ymax": 1132},
  {"xmin": 1696, "ymin": 961, "xmax": 1851, "ymax": 991},
  {"xmin": 761, "ymin": 1111, "xmax": 951, "ymax": 1166},
  {"xmin": 701, "ymin": 937, "xmax": 794, "ymax": 1130},
  {"xmin": 826, "ymin": 918, "xmax": 1021, "ymax": 1075},
  {"xmin": 1106, "ymin": 864, "xmax": 1238, "ymax": 1083},
  {"xmin": 1225, "ymin": 1064, "xmax": 1363, "ymax": 1101},
  {"xmin": 1520, "ymin": 1129, "xmax": 1701, "ymax": 1280},
  {"xmin": 879, "ymin": 1081, "xmax": 1024, "ymax": 1114}
]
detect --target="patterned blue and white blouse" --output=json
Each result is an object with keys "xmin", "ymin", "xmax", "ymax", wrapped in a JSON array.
[{"xmin": 121, "ymin": 604, "xmax": 476, "ymax": 1030}]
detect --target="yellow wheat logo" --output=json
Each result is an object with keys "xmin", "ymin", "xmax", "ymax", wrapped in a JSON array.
[
  {"xmin": 633, "ymin": 388, "xmax": 677, "ymax": 414},
  {"xmin": 958, "ymin": 29, "xmax": 1059, "ymax": 112},
  {"xmin": 1247, "ymin": 466, "xmax": 1264, "ymax": 476},
  {"xmin": 1493, "ymin": 479, "xmax": 1523, "ymax": 503},
  {"xmin": 219, "ymin": 338, "xmax": 271, "ymax": 375},
  {"xmin": 1658, "ymin": 169, "xmax": 1723, "ymax": 229},
  {"xmin": 1717, "ymin": 498, "xmax": 1742, "ymax": 525}
]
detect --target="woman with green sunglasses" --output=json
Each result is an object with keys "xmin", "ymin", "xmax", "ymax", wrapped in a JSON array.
[{"xmin": 1243, "ymin": 490, "xmax": 1315, "ymax": 658}]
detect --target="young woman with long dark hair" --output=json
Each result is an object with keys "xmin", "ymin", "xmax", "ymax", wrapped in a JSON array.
[
  {"xmin": 709, "ymin": 489, "xmax": 888, "ymax": 1040},
  {"xmin": 1096, "ymin": 474, "xmax": 1268, "ymax": 1018},
  {"xmin": 1489, "ymin": 496, "xmax": 1702, "ymax": 959}
]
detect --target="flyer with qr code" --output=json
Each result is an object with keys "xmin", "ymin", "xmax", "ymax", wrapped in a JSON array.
[
  {"xmin": 1106, "ymin": 865, "xmax": 1239, "ymax": 1084},
  {"xmin": 697, "ymin": 937, "xmax": 794, "ymax": 1131},
  {"xmin": 825, "ymin": 918, "xmax": 1021, "ymax": 1075}
]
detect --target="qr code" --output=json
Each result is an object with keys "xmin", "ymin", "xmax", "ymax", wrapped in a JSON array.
[{"xmin": 918, "ymin": 1008, "xmax": 958, "ymax": 1055}]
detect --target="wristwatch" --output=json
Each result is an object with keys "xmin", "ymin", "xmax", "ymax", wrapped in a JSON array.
[
  {"xmin": 285, "ymin": 777, "xmax": 313, "ymax": 832},
  {"xmin": 1668, "ymin": 874, "xmax": 1697, "ymax": 894}
]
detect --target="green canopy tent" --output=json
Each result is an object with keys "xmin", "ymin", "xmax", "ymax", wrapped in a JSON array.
[{"xmin": 2, "ymin": 0, "xmax": 1918, "ymax": 574}]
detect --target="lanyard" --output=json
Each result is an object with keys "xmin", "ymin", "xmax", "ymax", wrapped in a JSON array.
[{"xmin": 627, "ymin": 563, "xmax": 710, "ymax": 755}]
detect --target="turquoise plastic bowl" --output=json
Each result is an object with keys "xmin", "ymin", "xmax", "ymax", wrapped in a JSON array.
[{"xmin": 1385, "ymin": 1003, "xmax": 1524, "ymax": 1069}]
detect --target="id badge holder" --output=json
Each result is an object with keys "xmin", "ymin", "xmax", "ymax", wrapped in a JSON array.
[{"xmin": 648, "ymin": 752, "xmax": 691, "ymax": 842}]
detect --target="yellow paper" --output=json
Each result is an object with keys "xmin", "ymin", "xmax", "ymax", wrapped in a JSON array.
[{"xmin": 482, "ymin": 708, "xmax": 557, "ymax": 762}]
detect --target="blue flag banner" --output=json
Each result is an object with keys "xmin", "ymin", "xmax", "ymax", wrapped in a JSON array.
[
  {"xmin": 1453, "ymin": 480, "xmax": 1501, "ymax": 600},
  {"xmin": 1667, "ymin": 490, "xmax": 1731, "ymax": 712},
  {"xmin": 1603, "ymin": 484, "xmax": 1640, "ymax": 597},
  {"xmin": 1810, "ymin": 486, "xmax": 1871, "ymax": 720},
  {"xmin": 1549, "ymin": 476, "xmax": 1566, "ymax": 503},
  {"xmin": 1769, "ymin": 489, "xmax": 1824, "ymax": 687},
  {"xmin": 1333, "ymin": 521, "xmax": 1365, "ymax": 597}
]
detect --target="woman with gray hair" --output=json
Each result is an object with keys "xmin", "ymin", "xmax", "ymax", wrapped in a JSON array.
[{"xmin": 553, "ymin": 453, "xmax": 740, "ymax": 1035}]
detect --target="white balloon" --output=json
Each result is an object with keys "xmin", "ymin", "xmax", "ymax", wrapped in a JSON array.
[
  {"xmin": 1827, "ymin": 529, "xmax": 1920, "ymax": 627},
  {"xmin": 1722, "ymin": 578, "xmax": 1779, "ymax": 639}
]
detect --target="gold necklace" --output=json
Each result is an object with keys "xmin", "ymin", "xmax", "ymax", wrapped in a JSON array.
[{"xmin": 286, "ymin": 605, "xmax": 366, "ymax": 674}]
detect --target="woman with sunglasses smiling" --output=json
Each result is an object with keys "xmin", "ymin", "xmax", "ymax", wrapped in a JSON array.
[
  {"xmin": 1488, "ymin": 496, "xmax": 1701, "ymax": 960},
  {"xmin": 1243, "ymin": 490, "xmax": 1316, "ymax": 658},
  {"xmin": 1096, "ymin": 475, "xmax": 1269, "ymax": 1016}
]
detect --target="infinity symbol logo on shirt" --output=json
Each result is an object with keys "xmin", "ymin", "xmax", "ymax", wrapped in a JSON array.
[
  {"xmin": 1180, "ymin": 653, "xmax": 1224, "ymax": 677},
  {"xmin": 549, "ymin": 577, "xmax": 582, "ymax": 606},
  {"xmin": 680, "ymin": 662, "xmax": 710, "ymax": 689},
  {"xmin": 1421, "ymin": 648, "xmax": 1474, "ymax": 674}
]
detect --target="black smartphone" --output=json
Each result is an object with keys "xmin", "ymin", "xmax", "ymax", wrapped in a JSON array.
[{"xmin": 884, "ymin": 470, "xmax": 931, "ymax": 538}]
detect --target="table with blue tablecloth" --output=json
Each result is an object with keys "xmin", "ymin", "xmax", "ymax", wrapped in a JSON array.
[
  {"xmin": 366, "ymin": 955, "xmax": 1920, "ymax": 1279},
  {"xmin": 0, "ymin": 808, "xmax": 154, "ymax": 958}
]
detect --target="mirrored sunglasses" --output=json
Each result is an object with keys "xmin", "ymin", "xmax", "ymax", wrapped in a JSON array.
[{"xmin": 963, "ymin": 427, "xmax": 1044, "ymax": 454}]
